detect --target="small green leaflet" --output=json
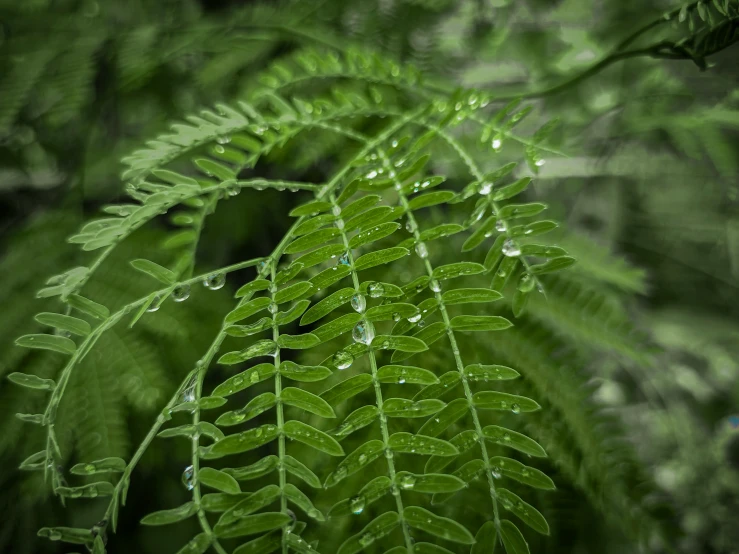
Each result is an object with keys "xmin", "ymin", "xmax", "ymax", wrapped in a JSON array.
[
  {"xmin": 274, "ymin": 281, "xmax": 313, "ymax": 303},
  {"xmin": 408, "ymin": 191, "xmax": 456, "ymax": 210},
  {"xmin": 376, "ymin": 365, "xmax": 438, "ymax": 385},
  {"xmin": 403, "ymin": 506, "xmax": 475, "ymax": 544},
  {"xmin": 7, "ymin": 372, "xmax": 56, "ymax": 391},
  {"xmin": 483, "ymin": 425, "xmax": 547, "ymax": 457},
  {"xmin": 130, "ymin": 259, "xmax": 176, "ymax": 284},
  {"xmin": 492, "ymin": 177, "xmax": 532, "ymax": 201},
  {"xmin": 141, "ymin": 501, "xmax": 197, "ymax": 526},
  {"xmin": 15, "ymin": 334, "xmax": 76, "ymax": 355},
  {"xmin": 324, "ymin": 440, "xmax": 385, "ymax": 487},
  {"xmin": 289, "ymin": 200, "xmax": 332, "ymax": 217},
  {"xmin": 37, "ymin": 527, "xmax": 93, "ymax": 544},
  {"xmin": 218, "ymin": 340, "xmax": 278, "ymax": 364},
  {"xmin": 225, "ymin": 297, "xmax": 271, "ymax": 324},
  {"xmin": 283, "ymin": 420, "xmax": 344, "ymax": 456},
  {"xmin": 344, "ymin": 205, "xmax": 394, "ymax": 232},
  {"xmin": 57, "ymin": 481, "xmax": 115, "ymax": 498},
  {"xmin": 489, "ymin": 456, "xmax": 555, "ymax": 490},
  {"xmin": 383, "ymin": 398, "xmax": 445, "ymax": 418},
  {"xmin": 419, "ymin": 224, "xmax": 464, "ymax": 242},
  {"xmin": 235, "ymin": 279, "xmax": 270, "ymax": 298},
  {"xmin": 214, "ymin": 512, "xmax": 292, "ymax": 539},
  {"xmin": 341, "ymin": 195, "xmax": 381, "ymax": 220},
  {"xmin": 465, "ymin": 364, "xmax": 520, "ymax": 382},
  {"xmin": 374, "ymin": 335, "xmax": 428, "ymax": 353},
  {"xmin": 275, "ymin": 262, "xmax": 304, "ymax": 285},
  {"xmin": 70, "ymin": 457, "xmax": 126, "ymax": 475},
  {"xmin": 309, "ymin": 265, "xmax": 351, "ymax": 294},
  {"xmin": 529, "ymin": 256, "xmax": 576, "ymax": 274},
  {"xmin": 281, "ymin": 387, "xmax": 336, "ymax": 418},
  {"xmin": 222, "ymin": 456, "xmax": 278, "ymax": 483},
  {"xmin": 285, "ymin": 228, "xmax": 340, "ymax": 254},
  {"xmin": 337, "ymin": 512, "xmax": 400, "ymax": 554},
  {"xmin": 328, "ymin": 476, "xmax": 392, "ymax": 518},
  {"xmin": 277, "ymin": 333, "xmax": 320, "ymax": 349},
  {"xmin": 294, "ymin": 213, "xmax": 337, "ymax": 236},
  {"xmin": 425, "ymin": 430, "xmax": 479, "ymax": 474},
  {"xmin": 175, "ymin": 533, "xmax": 210, "ymax": 554},
  {"xmin": 441, "ymin": 288, "xmax": 502, "ymax": 305},
  {"xmin": 432, "ymin": 262, "xmax": 485, "ymax": 281},
  {"xmin": 414, "ymin": 543, "xmax": 454, "ymax": 554},
  {"xmin": 212, "ymin": 363, "xmax": 275, "ymax": 397},
  {"xmin": 471, "ymin": 521, "xmax": 498, "ymax": 554},
  {"xmin": 349, "ymin": 222, "xmax": 400, "ymax": 249},
  {"xmin": 473, "ymin": 391, "xmax": 541, "ymax": 412},
  {"xmin": 321, "ymin": 374, "xmax": 373, "ymax": 405},
  {"xmin": 498, "ymin": 488, "xmax": 550, "ymax": 534},
  {"xmin": 283, "ymin": 483, "xmax": 324, "ymax": 521},
  {"xmin": 300, "ymin": 288, "xmax": 354, "ymax": 325},
  {"xmin": 232, "ymin": 531, "xmax": 281, "ymax": 554},
  {"xmin": 354, "ymin": 247, "xmax": 409, "ymax": 271},
  {"xmin": 198, "ymin": 467, "xmax": 241, "ymax": 494},
  {"xmin": 500, "ymin": 519, "xmax": 531, "ymax": 554},
  {"xmin": 217, "ymin": 485, "xmax": 281, "ymax": 526},
  {"xmin": 497, "ymin": 202, "xmax": 547, "ymax": 220},
  {"xmin": 388, "ymin": 432, "xmax": 458, "ymax": 456},
  {"xmin": 293, "ymin": 244, "xmax": 345, "ymax": 269},
  {"xmin": 216, "ymin": 393, "xmax": 276, "ymax": 426},
  {"xmin": 417, "ymin": 397, "xmax": 468, "ymax": 437},
  {"xmin": 194, "ymin": 158, "xmax": 236, "ymax": 181},
  {"xmin": 413, "ymin": 371, "xmax": 461, "ymax": 401},
  {"xmin": 394, "ymin": 472, "xmax": 465, "ymax": 493},
  {"xmin": 331, "ymin": 405, "xmax": 379, "ymax": 441},
  {"xmin": 279, "ymin": 361, "xmax": 331, "ymax": 382},
  {"xmin": 365, "ymin": 303, "xmax": 417, "ymax": 322},
  {"xmin": 203, "ymin": 424, "xmax": 279, "ymax": 458},
  {"xmin": 450, "ymin": 315, "xmax": 512, "ymax": 331},
  {"xmin": 34, "ymin": 313, "xmax": 91, "ymax": 336},
  {"xmin": 284, "ymin": 455, "xmax": 322, "ymax": 488},
  {"xmin": 275, "ymin": 301, "xmax": 310, "ymax": 325}
]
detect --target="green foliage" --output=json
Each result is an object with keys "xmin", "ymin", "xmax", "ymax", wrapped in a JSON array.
[{"xmin": 2, "ymin": 1, "xmax": 739, "ymax": 554}]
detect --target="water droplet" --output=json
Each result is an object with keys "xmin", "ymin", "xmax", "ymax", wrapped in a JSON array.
[
  {"xmin": 400, "ymin": 474, "xmax": 416, "ymax": 489},
  {"xmin": 358, "ymin": 453, "xmax": 368, "ymax": 464},
  {"xmin": 408, "ymin": 311, "xmax": 422, "ymax": 323},
  {"xmin": 84, "ymin": 463, "xmax": 96, "ymax": 473},
  {"xmin": 535, "ymin": 158, "xmax": 546, "ymax": 167},
  {"xmin": 367, "ymin": 282, "xmax": 384, "ymax": 298},
  {"xmin": 268, "ymin": 302, "xmax": 278, "ymax": 314},
  {"xmin": 338, "ymin": 252, "xmax": 350, "ymax": 266},
  {"xmin": 350, "ymin": 495, "xmax": 366, "ymax": 515},
  {"xmin": 511, "ymin": 403, "xmax": 521, "ymax": 414},
  {"xmin": 287, "ymin": 509, "xmax": 297, "ymax": 530},
  {"xmin": 429, "ymin": 279, "xmax": 441, "ymax": 293},
  {"xmin": 146, "ymin": 296, "xmax": 162, "ymax": 312},
  {"xmin": 167, "ymin": 286, "xmax": 189, "ymax": 305},
  {"xmin": 203, "ymin": 273, "xmax": 226, "ymax": 290},
  {"xmin": 469, "ymin": 205, "xmax": 486, "ymax": 225},
  {"xmin": 214, "ymin": 144, "xmax": 225, "ymax": 154},
  {"xmin": 503, "ymin": 432, "xmax": 511, "ymax": 442},
  {"xmin": 479, "ymin": 181, "xmax": 492, "ymax": 195},
  {"xmin": 359, "ymin": 533, "xmax": 374, "ymax": 547},
  {"xmin": 366, "ymin": 170, "xmax": 378, "ymax": 179},
  {"xmin": 333, "ymin": 350, "xmax": 353, "ymax": 370},
  {"xmin": 250, "ymin": 371, "xmax": 260, "ymax": 383},
  {"xmin": 415, "ymin": 241, "xmax": 428, "ymax": 259},
  {"xmin": 216, "ymin": 135, "xmax": 231, "ymax": 145},
  {"xmin": 492, "ymin": 136, "xmax": 503, "ymax": 151},
  {"xmin": 352, "ymin": 320, "xmax": 375, "ymax": 345},
  {"xmin": 182, "ymin": 465, "xmax": 195, "ymax": 490},
  {"xmin": 502, "ymin": 239, "xmax": 521, "ymax": 257},
  {"xmin": 48, "ymin": 530, "xmax": 62, "ymax": 541},
  {"xmin": 392, "ymin": 312, "xmax": 401, "ymax": 322},
  {"xmin": 417, "ymin": 319, "xmax": 426, "ymax": 328},
  {"xmin": 495, "ymin": 219, "xmax": 507, "ymax": 232},
  {"xmin": 351, "ymin": 293, "xmax": 366, "ymax": 313},
  {"xmin": 405, "ymin": 218, "xmax": 417, "ymax": 233}
]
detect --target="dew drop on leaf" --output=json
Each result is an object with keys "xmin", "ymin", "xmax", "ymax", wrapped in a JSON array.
[
  {"xmin": 367, "ymin": 282, "xmax": 385, "ymax": 298},
  {"xmin": 182, "ymin": 465, "xmax": 195, "ymax": 490},
  {"xmin": 351, "ymin": 294, "xmax": 366, "ymax": 313},
  {"xmin": 415, "ymin": 241, "xmax": 428, "ymax": 259},
  {"xmin": 333, "ymin": 350, "xmax": 353, "ymax": 370},
  {"xmin": 400, "ymin": 474, "xmax": 416, "ymax": 489},
  {"xmin": 350, "ymin": 495, "xmax": 366, "ymax": 515},
  {"xmin": 502, "ymin": 239, "xmax": 521, "ymax": 257},
  {"xmin": 352, "ymin": 320, "xmax": 375, "ymax": 345}
]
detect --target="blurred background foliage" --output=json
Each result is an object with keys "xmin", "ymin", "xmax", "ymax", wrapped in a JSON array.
[{"xmin": 0, "ymin": 0, "xmax": 737, "ymax": 553}]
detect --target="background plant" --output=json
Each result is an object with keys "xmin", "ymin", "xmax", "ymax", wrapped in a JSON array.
[{"xmin": 1, "ymin": 1, "xmax": 737, "ymax": 553}]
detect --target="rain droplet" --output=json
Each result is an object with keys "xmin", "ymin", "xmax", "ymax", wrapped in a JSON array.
[
  {"xmin": 203, "ymin": 273, "xmax": 226, "ymax": 290},
  {"xmin": 408, "ymin": 311, "xmax": 422, "ymax": 323},
  {"xmin": 367, "ymin": 282, "xmax": 384, "ymax": 298},
  {"xmin": 535, "ymin": 158, "xmax": 546, "ymax": 167},
  {"xmin": 359, "ymin": 533, "xmax": 374, "ymax": 547},
  {"xmin": 147, "ymin": 296, "xmax": 162, "ymax": 312},
  {"xmin": 350, "ymin": 495, "xmax": 366, "ymax": 515},
  {"xmin": 415, "ymin": 242, "xmax": 428, "ymax": 259},
  {"xmin": 495, "ymin": 219, "xmax": 507, "ymax": 232},
  {"xmin": 268, "ymin": 302, "xmax": 278, "ymax": 314},
  {"xmin": 216, "ymin": 135, "xmax": 231, "ymax": 145},
  {"xmin": 405, "ymin": 218, "xmax": 417, "ymax": 233},
  {"xmin": 173, "ymin": 284, "xmax": 190, "ymax": 302},
  {"xmin": 392, "ymin": 312, "xmax": 401, "ymax": 322},
  {"xmin": 84, "ymin": 463, "xmax": 96, "ymax": 473},
  {"xmin": 479, "ymin": 182, "xmax": 492, "ymax": 195},
  {"xmin": 511, "ymin": 403, "xmax": 521, "ymax": 414},
  {"xmin": 502, "ymin": 239, "xmax": 521, "ymax": 257},
  {"xmin": 333, "ymin": 350, "xmax": 353, "ymax": 370},
  {"xmin": 352, "ymin": 320, "xmax": 375, "ymax": 345},
  {"xmin": 351, "ymin": 294, "xmax": 366, "ymax": 313},
  {"xmin": 400, "ymin": 474, "xmax": 416, "ymax": 489},
  {"xmin": 287, "ymin": 509, "xmax": 297, "ymax": 530},
  {"xmin": 429, "ymin": 279, "xmax": 441, "ymax": 293},
  {"xmin": 250, "ymin": 371, "xmax": 260, "ymax": 383},
  {"xmin": 338, "ymin": 252, "xmax": 350, "ymax": 266},
  {"xmin": 358, "ymin": 453, "xmax": 368, "ymax": 464},
  {"xmin": 182, "ymin": 465, "xmax": 195, "ymax": 490},
  {"xmin": 492, "ymin": 136, "xmax": 503, "ymax": 151}
]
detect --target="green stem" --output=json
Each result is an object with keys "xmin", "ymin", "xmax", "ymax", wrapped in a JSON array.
[
  {"xmin": 375, "ymin": 147, "xmax": 502, "ymax": 528},
  {"xmin": 269, "ymin": 261, "xmax": 290, "ymax": 554},
  {"xmin": 330, "ymin": 193, "xmax": 416, "ymax": 553}
]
